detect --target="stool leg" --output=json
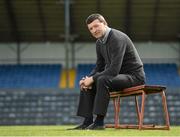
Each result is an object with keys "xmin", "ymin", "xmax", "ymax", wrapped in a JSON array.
[
  {"xmin": 112, "ymin": 98, "xmax": 116, "ymax": 128},
  {"xmin": 106, "ymin": 98, "xmax": 118, "ymax": 128},
  {"xmin": 135, "ymin": 96, "xmax": 140, "ymax": 125},
  {"xmin": 113, "ymin": 98, "xmax": 119, "ymax": 128},
  {"xmin": 115, "ymin": 96, "xmax": 120, "ymax": 128},
  {"xmin": 161, "ymin": 91, "xmax": 170, "ymax": 130},
  {"xmin": 113, "ymin": 97, "xmax": 120, "ymax": 128},
  {"xmin": 139, "ymin": 92, "xmax": 146, "ymax": 130}
]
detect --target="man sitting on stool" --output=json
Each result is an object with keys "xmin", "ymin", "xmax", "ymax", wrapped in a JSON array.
[{"xmin": 74, "ymin": 13, "xmax": 146, "ymax": 130}]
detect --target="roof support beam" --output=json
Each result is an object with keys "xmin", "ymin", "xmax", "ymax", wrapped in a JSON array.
[
  {"xmin": 37, "ymin": 0, "xmax": 47, "ymax": 42},
  {"xmin": 5, "ymin": 0, "xmax": 21, "ymax": 64},
  {"xmin": 151, "ymin": 0, "xmax": 160, "ymax": 40},
  {"xmin": 96, "ymin": 0, "xmax": 101, "ymax": 13},
  {"xmin": 124, "ymin": 0, "xmax": 132, "ymax": 38}
]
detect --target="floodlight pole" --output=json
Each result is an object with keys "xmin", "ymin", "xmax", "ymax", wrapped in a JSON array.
[{"xmin": 64, "ymin": 0, "xmax": 70, "ymax": 88}]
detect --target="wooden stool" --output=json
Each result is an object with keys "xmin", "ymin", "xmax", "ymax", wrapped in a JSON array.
[{"xmin": 106, "ymin": 85, "xmax": 170, "ymax": 130}]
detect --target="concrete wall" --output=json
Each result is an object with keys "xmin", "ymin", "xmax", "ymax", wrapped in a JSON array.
[{"xmin": 0, "ymin": 42, "xmax": 179, "ymax": 66}]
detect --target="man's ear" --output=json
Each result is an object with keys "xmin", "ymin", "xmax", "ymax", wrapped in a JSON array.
[{"xmin": 103, "ymin": 21, "xmax": 108, "ymax": 26}]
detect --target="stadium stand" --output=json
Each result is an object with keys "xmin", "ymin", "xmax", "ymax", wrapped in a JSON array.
[
  {"xmin": 76, "ymin": 63, "xmax": 180, "ymax": 88},
  {"xmin": 0, "ymin": 63, "xmax": 179, "ymax": 125},
  {"xmin": 0, "ymin": 0, "xmax": 179, "ymax": 127},
  {"xmin": 0, "ymin": 64, "xmax": 62, "ymax": 89},
  {"xmin": 0, "ymin": 88, "xmax": 179, "ymax": 125},
  {"xmin": 60, "ymin": 68, "xmax": 76, "ymax": 88},
  {"xmin": 144, "ymin": 64, "xmax": 180, "ymax": 87},
  {"xmin": 0, "ymin": 63, "xmax": 179, "ymax": 89}
]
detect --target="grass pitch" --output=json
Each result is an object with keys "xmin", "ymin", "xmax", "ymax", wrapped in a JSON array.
[{"xmin": 0, "ymin": 125, "xmax": 179, "ymax": 136}]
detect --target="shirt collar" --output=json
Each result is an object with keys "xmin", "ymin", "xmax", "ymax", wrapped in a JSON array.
[{"xmin": 99, "ymin": 27, "xmax": 111, "ymax": 44}]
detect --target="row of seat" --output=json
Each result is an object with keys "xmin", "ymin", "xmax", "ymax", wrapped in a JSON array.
[
  {"xmin": 0, "ymin": 64, "xmax": 62, "ymax": 89},
  {"xmin": 76, "ymin": 63, "xmax": 180, "ymax": 88},
  {"xmin": 0, "ymin": 63, "xmax": 179, "ymax": 89},
  {"xmin": 0, "ymin": 90, "xmax": 179, "ymax": 125}
]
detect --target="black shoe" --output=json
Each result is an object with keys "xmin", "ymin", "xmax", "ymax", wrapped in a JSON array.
[
  {"xmin": 68, "ymin": 123, "xmax": 91, "ymax": 130},
  {"xmin": 86, "ymin": 123, "xmax": 105, "ymax": 130}
]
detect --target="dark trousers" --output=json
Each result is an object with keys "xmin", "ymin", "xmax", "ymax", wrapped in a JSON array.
[{"xmin": 77, "ymin": 74, "xmax": 145, "ymax": 117}]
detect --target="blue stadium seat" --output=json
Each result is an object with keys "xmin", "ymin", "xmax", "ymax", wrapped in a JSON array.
[
  {"xmin": 144, "ymin": 63, "xmax": 180, "ymax": 87},
  {"xmin": 76, "ymin": 63, "xmax": 180, "ymax": 88},
  {"xmin": 0, "ymin": 64, "xmax": 62, "ymax": 89}
]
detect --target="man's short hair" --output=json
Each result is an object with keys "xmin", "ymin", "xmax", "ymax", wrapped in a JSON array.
[{"xmin": 86, "ymin": 13, "xmax": 107, "ymax": 25}]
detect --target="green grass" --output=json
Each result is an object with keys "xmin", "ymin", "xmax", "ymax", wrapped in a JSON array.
[{"xmin": 0, "ymin": 125, "xmax": 179, "ymax": 136}]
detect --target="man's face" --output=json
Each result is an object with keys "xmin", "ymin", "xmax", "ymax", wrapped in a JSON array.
[{"xmin": 87, "ymin": 19, "xmax": 106, "ymax": 39}]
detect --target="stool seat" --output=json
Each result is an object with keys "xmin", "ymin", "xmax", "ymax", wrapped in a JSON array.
[
  {"xmin": 106, "ymin": 85, "xmax": 170, "ymax": 130},
  {"xmin": 110, "ymin": 85, "xmax": 166, "ymax": 97}
]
